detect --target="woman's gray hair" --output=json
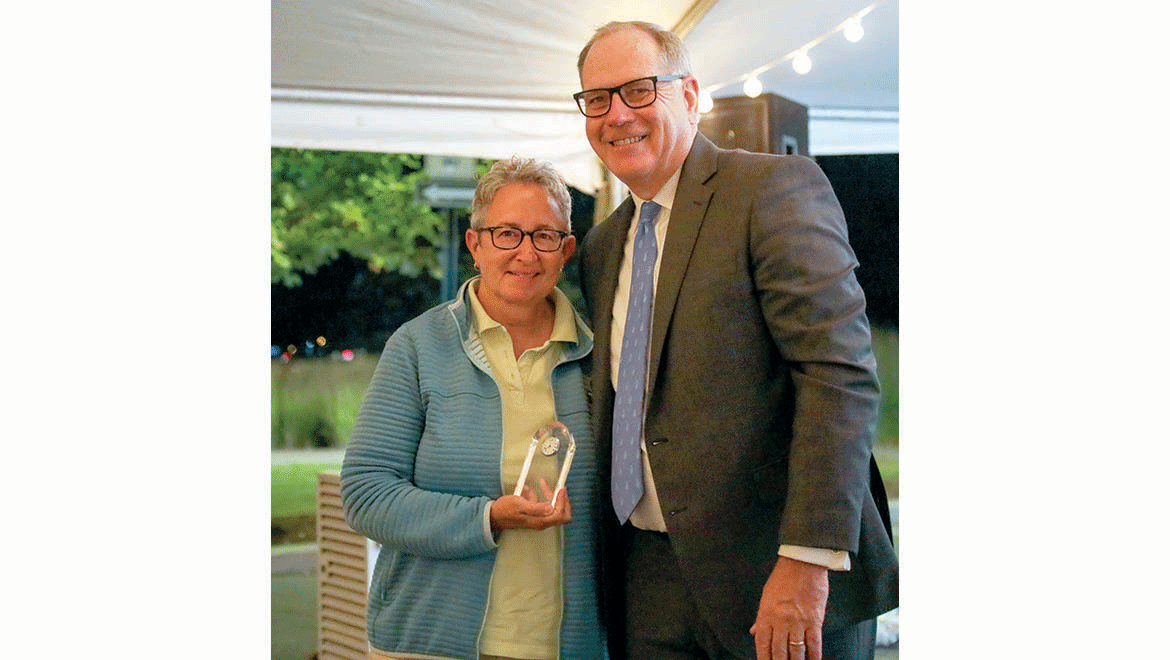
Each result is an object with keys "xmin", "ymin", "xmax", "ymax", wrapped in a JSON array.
[
  {"xmin": 470, "ymin": 156, "xmax": 572, "ymax": 232},
  {"xmin": 576, "ymin": 21, "xmax": 694, "ymax": 83}
]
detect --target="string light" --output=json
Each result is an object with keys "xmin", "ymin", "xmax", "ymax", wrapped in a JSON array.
[
  {"xmin": 791, "ymin": 50, "xmax": 812, "ymax": 75},
  {"xmin": 743, "ymin": 74, "xmax": 763, "ymax": 97},
  {"xmin": 843, "ymin": 17, "xmax": 864, "ymax": 43},
  {"xmin": 698, "ymin": 0, "xmax": 886, "ymax": 112}
]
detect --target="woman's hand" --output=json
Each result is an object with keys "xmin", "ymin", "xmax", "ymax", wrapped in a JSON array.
[{"xmin": 489, "ymin": 478, "xmax": 572, "ymax": 532}]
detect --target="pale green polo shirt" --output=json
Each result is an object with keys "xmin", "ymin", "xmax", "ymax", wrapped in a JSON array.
[{"xmin": 468, "ymin": 282, "xmax": 578, "ymax": 660}]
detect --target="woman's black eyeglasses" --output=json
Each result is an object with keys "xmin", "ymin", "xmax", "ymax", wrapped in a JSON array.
[{"xmin": 477, "ymin": 226, "xmax": 569, "ymax": 252}]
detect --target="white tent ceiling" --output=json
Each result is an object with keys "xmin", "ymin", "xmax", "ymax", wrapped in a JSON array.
[{"xmin": 271, "ymin": 0, "xmax": 898, "ymax": 193}]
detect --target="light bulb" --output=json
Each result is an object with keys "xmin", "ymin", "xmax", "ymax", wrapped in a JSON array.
[
  {"xmin": 743, "ymin": 75, "xmax": 763, "ymax": 98},
  {"xmin": 792, "ymin": 51, "xmax": 812, "ymax": 75},
  {"xmin": 698, "ymin": 89, "xmax": 714, "ymax": 113},
  {"xmin": 844, "ymin": 18, "xmax": 864, "ymax": 43}
]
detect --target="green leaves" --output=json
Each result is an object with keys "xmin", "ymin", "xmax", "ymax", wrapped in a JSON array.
[{"xmin": 270, "ymin": 148, "xmax": 449, "ymax": 286}]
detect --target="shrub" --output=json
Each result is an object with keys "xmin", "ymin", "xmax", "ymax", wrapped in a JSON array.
[{"xmin": 271, "ymin": 353, "xmax": 378, "ymax": 449}]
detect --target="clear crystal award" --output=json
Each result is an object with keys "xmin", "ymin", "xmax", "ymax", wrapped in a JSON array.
[{"xmin": 512, "ymin": 421, "xmax": 576, "ymax": 507}]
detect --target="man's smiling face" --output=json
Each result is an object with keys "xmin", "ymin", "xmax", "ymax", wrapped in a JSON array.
[{"xmin": 579, "ymin": 28, "xmax": 699, "ymax": 200}]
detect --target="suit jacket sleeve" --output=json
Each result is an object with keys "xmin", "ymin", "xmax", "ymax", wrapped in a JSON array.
[{"xmin": 749, "ymin": 154, "xmax": 880, "ymax": 551}]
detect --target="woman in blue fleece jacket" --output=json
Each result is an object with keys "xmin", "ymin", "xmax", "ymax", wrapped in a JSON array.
[{"xmin": 341, "ymin": 157, "xmax": 606, "ymax": 660}]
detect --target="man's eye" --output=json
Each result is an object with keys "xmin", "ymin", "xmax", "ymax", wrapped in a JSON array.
[{"xmin": 624, "ymin": 85, "xmax": 653, "ymax": 100}]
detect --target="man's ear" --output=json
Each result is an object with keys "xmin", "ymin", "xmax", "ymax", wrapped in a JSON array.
[{"xmin": 683, "ymin": 76, "xmax": 701, "ymax": 124}]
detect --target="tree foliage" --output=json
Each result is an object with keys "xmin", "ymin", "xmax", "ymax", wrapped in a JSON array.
[{"xmin": 271, "ymin": 148, "xmax": 446, "ymax": 286}]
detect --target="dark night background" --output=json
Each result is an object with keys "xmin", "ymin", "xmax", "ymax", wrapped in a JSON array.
[
  {"xmin": 818, "ymin": 153, "xmax": 899, "ymax": 329},
  {"xmin": 271, "ymin": 154, "xmax": 897, "ymax": 354}
]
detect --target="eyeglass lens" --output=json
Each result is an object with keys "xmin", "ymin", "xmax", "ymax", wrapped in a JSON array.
[{"xmin": 487, "ymin": 227, "xmax": 565, "ymax": 251}]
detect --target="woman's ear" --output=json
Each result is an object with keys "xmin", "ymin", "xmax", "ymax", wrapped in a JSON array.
[{"xmin": 465, "ymin": 228, "xmax": 481, "ymax": 267}]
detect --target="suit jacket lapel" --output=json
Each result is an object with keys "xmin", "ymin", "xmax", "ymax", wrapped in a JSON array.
[
  {"xmin": 591, "ymin": 195, "xmax": 637, "ymax": 401},
  {"xmin": 646, "ymin": 133, "xmax": 718, "ymax": 397}
]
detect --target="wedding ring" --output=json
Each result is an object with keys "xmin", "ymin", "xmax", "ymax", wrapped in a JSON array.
[{"xmin": 788, "ymin": 641, "xmax": 806, "ymax": 646}]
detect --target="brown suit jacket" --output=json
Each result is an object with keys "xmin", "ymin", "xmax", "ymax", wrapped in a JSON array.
[{"xmin": 579, "ymin": 133, "xmax": 898, "ymax": 655}]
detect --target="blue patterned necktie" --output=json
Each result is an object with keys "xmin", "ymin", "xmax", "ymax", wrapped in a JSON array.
[{"xmin": 612, "ymin": 200, "xmax": 662, "ymax": 523}]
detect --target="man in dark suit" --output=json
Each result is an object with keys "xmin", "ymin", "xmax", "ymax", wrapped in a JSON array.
[{"xmin": 573, "ymin": 21, "xmax": 898, "ymax": 660}]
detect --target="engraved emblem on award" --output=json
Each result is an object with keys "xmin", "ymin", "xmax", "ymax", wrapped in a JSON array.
[{"xmin": 541, "ymin": 434, "xmax": 559, "ymax": 456}]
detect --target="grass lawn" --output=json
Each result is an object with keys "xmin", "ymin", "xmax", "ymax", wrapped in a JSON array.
[
  {"xmin": 874, "ymin": 443, "xmax": 899, "ymax": 499},
  {"xmin": 871, "ymin": 324, "xmax": 899, "ymax": 449},
  {"xmin": 272, "ymin": 462, "xmax": 343, "ymax": 518}
]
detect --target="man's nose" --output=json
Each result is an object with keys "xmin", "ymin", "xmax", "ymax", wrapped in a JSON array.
[{"xmin": 607, "ymin": 93, "xmax": 636, "ymax": 123}]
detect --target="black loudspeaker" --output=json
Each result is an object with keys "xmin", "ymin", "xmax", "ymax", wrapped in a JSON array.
[{"xmin": 698, "ymin": 93, "xmax": 809, "ymax": 156}]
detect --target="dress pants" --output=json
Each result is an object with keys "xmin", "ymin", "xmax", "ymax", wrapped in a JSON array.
[{"xmin": 624, "ymin": 527, "xmax": 876, "ymax": 660}]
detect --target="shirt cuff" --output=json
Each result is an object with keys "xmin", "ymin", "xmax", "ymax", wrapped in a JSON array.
[{"xmin": 778, "ymin": 545, "xmax": 851, "ymax": 571}]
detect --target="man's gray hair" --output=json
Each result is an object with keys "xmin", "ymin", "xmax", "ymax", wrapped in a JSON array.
[
  {"xmin": 576, "ymin": 20, "xmax": 694, "ymax": 83},
  {"xmin": 470, "ymin": 156, "xmax": 572, "ymax": 232}
]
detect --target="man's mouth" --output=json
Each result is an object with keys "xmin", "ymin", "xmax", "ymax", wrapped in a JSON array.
[{"xmin": 611, "ymin": 135, "xmax": 645, "ymax": 147}]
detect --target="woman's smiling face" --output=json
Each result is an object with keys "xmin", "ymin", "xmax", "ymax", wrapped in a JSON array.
[{"xmin": 465, "ymin": 182, "xmax": 575, "ymax": 312}]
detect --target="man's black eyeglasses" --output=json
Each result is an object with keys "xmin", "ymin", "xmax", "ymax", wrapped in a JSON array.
[
  {"xmin": 477, "ymin": 226, "xmax": 569, "ymax": 252},
  {"xmin": 573, "ymin": 74, "xmax": 684, "ymax": 118}
]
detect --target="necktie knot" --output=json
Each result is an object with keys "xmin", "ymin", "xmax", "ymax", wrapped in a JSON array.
[{"xmin": 639, "ymin": 201, "xmax": 662, "ymax": 228}]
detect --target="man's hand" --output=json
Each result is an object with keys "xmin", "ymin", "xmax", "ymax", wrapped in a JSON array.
[
  {"xmin": 750, "ymin": 555, "xmax": 829, "ymax": 660},
  {"xmin": 489, "ymin": 478, "xmax": 572, "ymax": 532}
]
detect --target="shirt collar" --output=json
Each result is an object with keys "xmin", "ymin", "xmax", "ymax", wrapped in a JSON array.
[
  {"xmin": 631, "ymin": 167, "xmax": 682, "ymax": 217},
  {"xmin": 467, "ymin": 279, "xmax": 501, "ymax": 335},
  {"xmin": 466, "ymin": 278, "xmax": 578, "ymax": 346}
]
